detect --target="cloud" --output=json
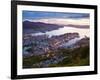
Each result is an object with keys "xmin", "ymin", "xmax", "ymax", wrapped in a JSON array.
[{"xmin": 31, "ymin": 18, "xmax": 90, "ymax": 26}]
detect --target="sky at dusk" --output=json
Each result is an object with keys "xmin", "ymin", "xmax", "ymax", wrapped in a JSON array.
[{"xmin": 22, "ymin": 10, "xmax": 90, "ymax": 21}]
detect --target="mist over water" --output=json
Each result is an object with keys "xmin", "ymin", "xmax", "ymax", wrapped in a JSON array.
[
  {"xmin": 32, "ymin": 26, "xmax": 90, "ymax": 38},
  {"xmin": 31, "ymin": 26, "xmax": 89, "ymax": 47}
]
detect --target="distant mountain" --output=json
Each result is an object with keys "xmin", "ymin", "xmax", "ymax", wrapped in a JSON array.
[
  {"xmin": 65, "ymin": 24, "xmax": 89, "ymax": 28},
  {"xmin": 23, "ymin": 21, "xmax": 63, "ymax": 34},
  {"xmin": 31, "ymin": 18, "xmax": 90, "ymax": 28}
]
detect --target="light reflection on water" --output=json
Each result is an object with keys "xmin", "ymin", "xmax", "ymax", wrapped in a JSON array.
[{"xmin": 32, "ymin": 26, "xmax": 90, "ymax": 38}]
